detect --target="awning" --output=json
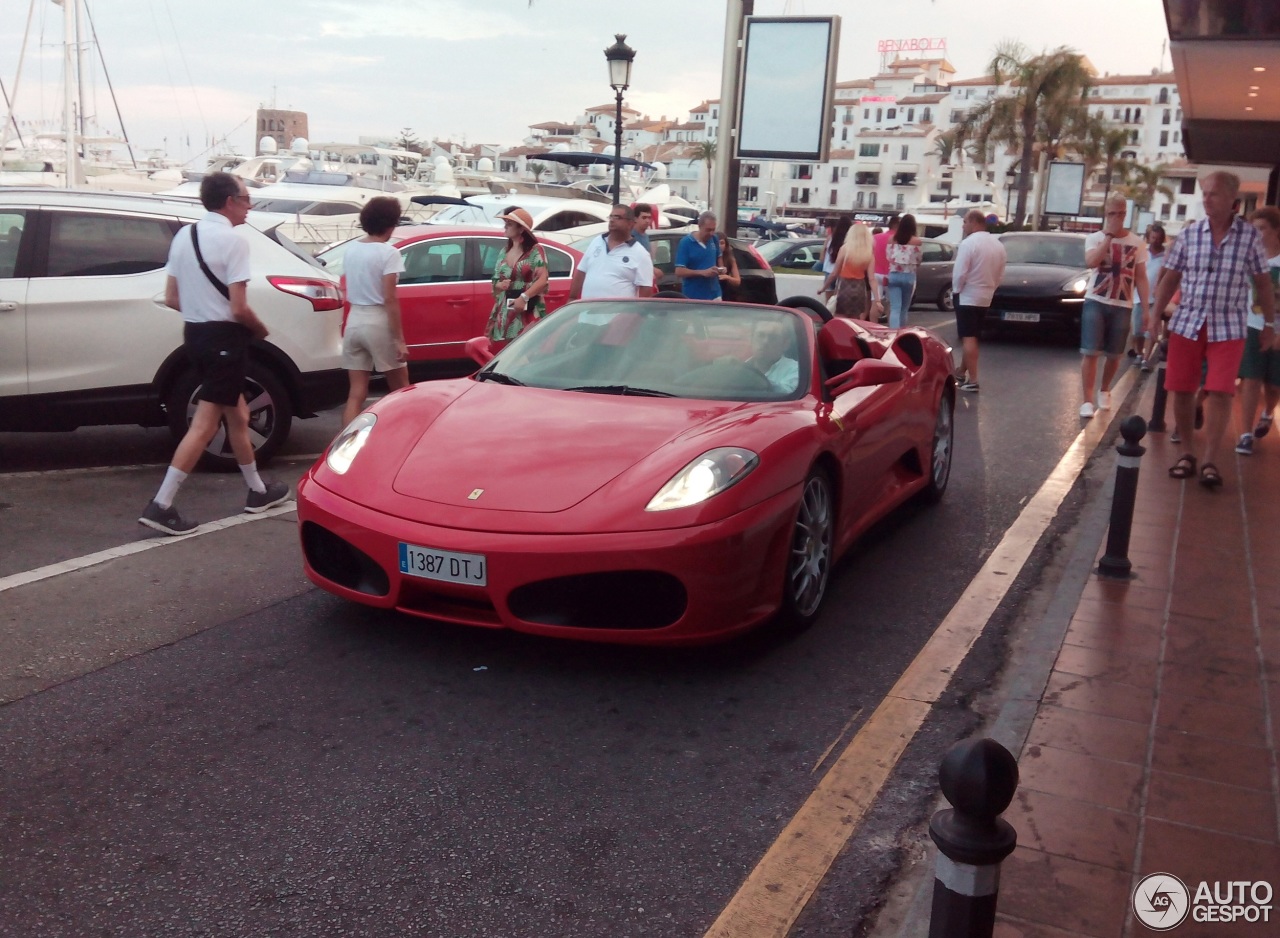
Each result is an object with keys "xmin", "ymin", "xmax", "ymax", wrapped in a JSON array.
[{"xmin": 527, "ymin": 151, "xmax": 654, "ymax": 169}]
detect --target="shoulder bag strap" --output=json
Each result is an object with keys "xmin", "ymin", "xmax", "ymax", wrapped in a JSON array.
[{"xmin": 190, "ymin": 224, "xmax": 230, "ymax": 300}]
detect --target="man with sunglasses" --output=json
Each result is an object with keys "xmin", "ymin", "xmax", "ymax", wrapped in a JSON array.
[
  {"xmin": 568, "ymin": 203, "xmax": 654, "ymax": 301},
  {"xmin": 139, "ymin": 173, "xmax": 289, "ymax": 535},
  {"xmin": 1079, "ymin": 193, "xmax": 1150, "ymax": 419},
  {"xmin": 1154, "ymin": 171, "xmax": 1276, "ymax": 488}
]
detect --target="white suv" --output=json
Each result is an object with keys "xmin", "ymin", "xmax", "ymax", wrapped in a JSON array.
[{"xmin": 0, "ymin": 188, "xmax": 346, "ymax": 469}]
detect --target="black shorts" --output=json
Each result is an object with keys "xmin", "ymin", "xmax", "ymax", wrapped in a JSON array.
[
  {"xmin": 184, "ymin": 320, "xmax": 250, "ymax": 407},
  {"xmin": 955, "ymin": 304, "xmax": 987, "ymax": 339}
]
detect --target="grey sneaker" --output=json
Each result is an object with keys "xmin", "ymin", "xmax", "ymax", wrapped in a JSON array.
[
  {"xmin": 1255, "ymin": 414, "xmax": 1273, "ymax": 438},
  {"xmin": 959, "ymin": 381, "xmax": 980, "ymax": 393},
  {"xmin": 245, "ymin": 480, "xmax": 290, "ymax": 513},
  {"xmin": 138, "ymin": 500, "xmax": 198, "ymax": 536},
  {"xmin": 1236, "ymin": 433, "xmax": 1255, "ymax": 455}
]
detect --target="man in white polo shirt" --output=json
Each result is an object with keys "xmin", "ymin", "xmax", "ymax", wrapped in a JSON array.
[
  {"xmin": 568, "ymin": 204, "xmax": 654, "ymax": 300},
  {"xmin": 138, "ymin": 173, "xmax": 290, "ymax": 536}
]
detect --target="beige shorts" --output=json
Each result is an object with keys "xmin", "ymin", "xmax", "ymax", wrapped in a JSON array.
[{"xmin": 342, "ymin": 305, "xmax": 403, "ymax": 373}]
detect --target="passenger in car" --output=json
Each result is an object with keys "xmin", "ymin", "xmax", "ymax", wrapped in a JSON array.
[{"xmin": 745, "ymin": 320, "xmax": 799, "ymax": 393}]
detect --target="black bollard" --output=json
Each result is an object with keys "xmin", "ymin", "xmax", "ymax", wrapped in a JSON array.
[
  {"xmin": 1149, "ymin": 361, "xmax": 1168, "ymax": 432},
  {"xmin": 927, "ymin": 738, "xmax": 1019, "ymax": 938},
  {"xmin": 1098, "ymin": 415, "xmax": 1148, "ymax": 579}
]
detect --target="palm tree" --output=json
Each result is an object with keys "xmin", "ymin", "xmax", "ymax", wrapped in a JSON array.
[
  {"xmin": 694, "ymin": 139, "xmax": 716, "ymax": 203},
  {"xmin": 970, "ymin": 41, "xmax": 1092, "ymax": 227},
  {"xmin": 529, "ymin": 161, "xmax": 547, "ymax": 182},
  {"xmin": 1074, "ymin": 120, "xmax": 1132, "ymax": 207},
  {"xmin": 1121, "ymin": 163, "xmax": 1175, "ymax": 215},
  {"xmin": 929, "ymin": 128, "xmax": 959, "ymax": 166}
]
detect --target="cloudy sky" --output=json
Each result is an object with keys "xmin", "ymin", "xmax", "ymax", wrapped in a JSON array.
[{"xmin": 0, "ymin": 0, "xmax": 1172, "ymax": 166}]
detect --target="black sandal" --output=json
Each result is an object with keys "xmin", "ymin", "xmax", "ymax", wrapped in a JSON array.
[
  {"xmin": 1199, "ymin": 462, "xmax": 1223, "ymax": 489},
  {"xmin": 1168, "ymin": 454, "xmax": 1196, "ymax": 479}
]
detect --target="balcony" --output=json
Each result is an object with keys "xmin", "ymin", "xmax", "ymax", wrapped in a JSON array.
[
  {"xmin": 892, "ymin": 173, "xmax": 918, "ymax": 187},
  {"xmin": 854, "ymin": 173, "xmax": 881, "ymax": 186}
]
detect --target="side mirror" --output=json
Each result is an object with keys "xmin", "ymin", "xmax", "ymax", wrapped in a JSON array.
[
  {"xmin": 824, "ymin": 358, "xmax": 905, "ymax": 397},
  {"xmin": 464, "ymin": 335, "xmax": 495, "ymax": 366}
]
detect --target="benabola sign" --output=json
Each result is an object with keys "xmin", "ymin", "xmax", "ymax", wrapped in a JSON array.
[{"xmin": 877, "ymin": 38, "xmax": 947, "ymax": 54}]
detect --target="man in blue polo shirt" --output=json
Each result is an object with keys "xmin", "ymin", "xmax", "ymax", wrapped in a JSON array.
[{"xmin": 676, "ymin": 211, "xmax": 724, "ymax": 300}]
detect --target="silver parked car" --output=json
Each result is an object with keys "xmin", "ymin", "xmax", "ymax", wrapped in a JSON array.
[
  {"xmin": 913, "ymin": 238, "xmax": 957, "ymax": 311},
  {"xmin": 0, "ymin": 188, "xmax": 347, "ymax": 469}
]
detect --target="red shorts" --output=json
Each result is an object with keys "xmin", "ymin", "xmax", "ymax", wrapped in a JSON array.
[{"xmin": 1164, "ymin": 328, "xmax": 1245, "ymax": 395}]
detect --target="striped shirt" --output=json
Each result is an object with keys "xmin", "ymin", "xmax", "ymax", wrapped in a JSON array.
[{"xmin": 1164, "ymin": 215, "xmax": 1266, "ymax": 341}]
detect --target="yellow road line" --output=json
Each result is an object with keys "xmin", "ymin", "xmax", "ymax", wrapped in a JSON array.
[{"xmin": 704, "ymin": 367, "xmax": 1138, "ymax": 937}]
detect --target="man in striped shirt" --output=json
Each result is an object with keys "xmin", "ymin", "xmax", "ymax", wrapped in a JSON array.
[{"xmin": 1153, "ymin": 171, "xmax": 1276, "ymax": 488}]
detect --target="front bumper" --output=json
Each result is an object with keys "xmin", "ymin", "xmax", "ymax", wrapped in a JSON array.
[
  {"xmin": 296, "ymin": 474, "xmax": 801, "ymax": 646},
  {"xmin": 985, "ymin": 295, "xmax": 1085, "ymax": 329}
]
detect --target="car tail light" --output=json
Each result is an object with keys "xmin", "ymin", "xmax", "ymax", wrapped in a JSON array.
[
  {"xmin": 744, "ymin": 243, "xmax": 770, "ymax": 270},
  {"xmin": 267, "ymin": 276, "xmax": 343, "ymax": 311}
]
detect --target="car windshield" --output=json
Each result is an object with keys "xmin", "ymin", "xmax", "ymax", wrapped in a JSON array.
[
  {"xmin": 314, "ymin": 237, "xmax": 354, "ymax": 274},
  {"xmin": 1000, "ymin": 235, "xmax": 1086, "ymax": 267},
  {"xmin": 430, "ymin": 202, "xmax": 502, "ymax": 226},
  {"xmin": 482, "ymin": 300, "xmax": 810, "ymax": 402},
  {"xmin": 756, "ymin": 240, "xmax": 799, "ymax": 262}
]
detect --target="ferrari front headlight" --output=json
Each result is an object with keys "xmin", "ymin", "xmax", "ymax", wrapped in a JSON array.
[
  {"xmin": 645, "ymin": 447, "xmax": 759, "ymax": 512},
  {"xmin": 326, "ymin": 412, "xmax": 376, "ymax": 474}
]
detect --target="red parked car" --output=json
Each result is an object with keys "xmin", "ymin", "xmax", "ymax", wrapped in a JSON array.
[
  {"xmin": 297, "ymin": 297, "xmax": 956, "ymax": 646},
  {"xmin": 317, "ymin": 226, "xmax": 581, "ymax": 376}
]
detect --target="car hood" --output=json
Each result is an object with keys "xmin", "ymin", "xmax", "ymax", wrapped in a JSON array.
[
  {"xmin": 996, "ymin": 263, "xmax": 1086, "ymax": 292},
  {"xmin": 391, "ymin": 385, "xmax": 747, "ymax": 513}
]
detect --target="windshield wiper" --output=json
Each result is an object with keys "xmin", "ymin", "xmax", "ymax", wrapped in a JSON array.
[
  {"xmin": 562, "ymin": 384, "xmax": 676, "ymax": 397},
  {"xmin": 475, "ymin": 370, "xmax": 525, "ymax": 386}
]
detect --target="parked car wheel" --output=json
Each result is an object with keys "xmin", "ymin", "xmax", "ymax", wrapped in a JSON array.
[
  {"xmin": 937, "ymin": 286, "xmax": 954, "ymax": 312},
  {"xmin": 779, "ymin": 468, "xmax": 834, "ymax": 627},
  {"xmin": 919, "ymin": 392, "xmax": 954, "ymax": 503},
  {"xmin": 167, "ymin": 359, "xmax": 294, "ymax": 472}
]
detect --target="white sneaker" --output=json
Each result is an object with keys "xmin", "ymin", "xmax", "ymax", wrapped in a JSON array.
[
  {"xmin": 1080, "ymin": 402, "xmax": 1096, "ymax": 418},
  {"xmin": 1097, "ymin": 390, "xmax": 1111, "ymax": 410}
]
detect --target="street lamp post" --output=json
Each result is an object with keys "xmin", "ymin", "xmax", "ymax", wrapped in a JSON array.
[{"xmin": 603, "ymin": 33, "xmax": 635, "ymax": 207}]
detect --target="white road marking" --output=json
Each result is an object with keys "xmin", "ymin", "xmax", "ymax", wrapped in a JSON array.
[{"xmin": 0, "ymin": 502, "xmax": 297, "ymax": 594}]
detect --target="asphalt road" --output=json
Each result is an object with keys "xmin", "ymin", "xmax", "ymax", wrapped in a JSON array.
[{"xmin": 0, "ymin": 321, "xmax": 1122, "ymax": 937}]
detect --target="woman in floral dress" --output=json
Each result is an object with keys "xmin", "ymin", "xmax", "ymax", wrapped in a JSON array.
[{"xmin": 487, "ymin": 207, "xmax": 550, "ymax": 344}]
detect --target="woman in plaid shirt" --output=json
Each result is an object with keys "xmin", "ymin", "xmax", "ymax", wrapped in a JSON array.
[{"xmin": 1153, "ymin": 171, "xmax": 1277, "ymax": 488}]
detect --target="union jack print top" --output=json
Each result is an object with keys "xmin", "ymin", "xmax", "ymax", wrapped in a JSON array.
[
  {"xmin": 1164, "ymin": 215, "xmax": 1267, "ymax": 341},
  {"xmin": 1085, "ymin": 231, "xmax": 1148, "ymax": 308}
]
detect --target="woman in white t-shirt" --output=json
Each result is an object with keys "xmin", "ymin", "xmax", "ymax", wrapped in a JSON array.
[{"xmin": 340, "ymin": 196, "xmax": 409, "ymax": 427}]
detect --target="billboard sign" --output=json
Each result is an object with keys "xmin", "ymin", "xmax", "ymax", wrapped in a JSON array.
[
  {"xmin": 736, "ymin": 16, "xmax": 841, "ymax": 162},
  {"xmin": 1044, "ymin": 161, "xmax": 1087, "ymax": 216}
]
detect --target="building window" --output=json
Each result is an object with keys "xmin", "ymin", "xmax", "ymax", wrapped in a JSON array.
[
  {"xmin": 1134, "ymin": 108, "xmax": 1142, "ymax": 122},
  {"xmin": 1159, "ymin": 131, "xmax": 1168, "ymax": 146},
  {"xmin": 1161, "ymin": 203, "xmax": 1171, "ymax": 219},
  {"xmin": 1158, "ymin": 87, "xmax": 1169, "ymax": 104},
  {"xmin": 791, "ymin": 164, "xmax": 813, "ymax": 180},
  {"xmin": 1180, "ymin": 177, "xmax": 1196, "ymax": 194},
  {"xmin": 855, "ymin": 172, "xmax": 880, "ymax": 186},
  {"xmin": 1129, "ymin": 130, "xmax": 1139, "ymax": 144},
  {"xmin": 895, "ymin": 194, "xmax": 905, "ymax": 210},
  {"xmin": 1124, "ymin": 107, "xmax": 1132, "ymax": 123},
  {"xmin": 741, "ymin": 186, "xmax": 758, "ymax": 202},
  {"xmin": 864, "ymin": 108, "xmax": 870, "ymax": 119},
  {"xmin": 1173, "ymin": 131, "xmax": 1181, "ymax": 143},
  {"xmin": 900, "ymin": 144, "xmax": 909, "ymax": 160},
  {"xmin": 1162, "ymin": 109, "xmax": 1171, "ymax": 125},
  {"xmin": 859, "ymin": 143, "xmax": 880, "ymax": 157},
  {"xmin": 1176, "ymin": 204, "xmax": 1187, "ymax": 220},
  {"xmin": 907, "ymin": 108, "xmax": 915, "ymax": 123},
  {"xmin": 1176, "ymin": 108, "xmax": 1183, "ymax": 121},
  {"xmin": 830, "ymin": 189, "xmax": 839, "ymax": 206},
  {"xmin": 840, "ymin": 166, "xmax": 848, "ymax": 177},
  {"xmin": 886, "ymin": 108, "xmax": 897, "ymax": 119},
  {"xmin": 790, "ymin": 187, "xmax": 810, "ymax": 204},
  {"xmin": 742, "ymin": 163, "xmax": 760, "ymax": 178},
  {"xmin": 841, "ymin": 127, "xmax": 848, "ymax": 141},
  {"xmin": 855, "ymin": 191, "xmax": 865, "ymax": 208},
  {"xmin": 868, "ymin": 192, "xmax": 878, "ymax": 209},
  {"xmin": 892, "ymin": 172, "xmax": 917, "ymax": 186},
  {"xmin": 831, "ymin": 167, "xmax": 840, "ymax": 183},
  {"xmin": 949, "ymin": 109, "xmax": 965, "ymax": 123},
  {"xmin": 876, "ymin": 108, "xmax": 883, "ymax": 122},
  {"xmin": 922, "ymin": 107, "xmax": 931, "ymax": 123},
  {"xmin": 1113, "ymin": 108, "xmax": 1123, "ymax": 120}
]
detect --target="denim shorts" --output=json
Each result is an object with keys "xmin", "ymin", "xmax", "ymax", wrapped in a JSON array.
[{"xmin": 1080, "ymin": 299, "xmax": 1131, "ymax": 357}]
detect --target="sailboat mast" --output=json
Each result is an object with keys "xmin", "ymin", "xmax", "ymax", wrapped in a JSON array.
[
  {"xmin": 62, "ymin": 0, "xmax": 78, "ymax": 187},
  {"xmin": 75, "ymin": 0, "xmax": 89, "ymax": 158}
]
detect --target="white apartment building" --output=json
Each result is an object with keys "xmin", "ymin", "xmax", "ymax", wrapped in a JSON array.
[{"xmin": 510, "ymin": 56, "xmax": 1217, "ymax": 228}]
